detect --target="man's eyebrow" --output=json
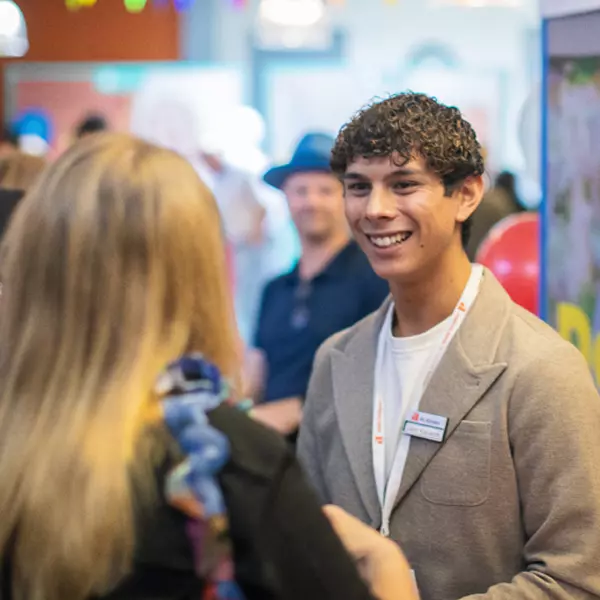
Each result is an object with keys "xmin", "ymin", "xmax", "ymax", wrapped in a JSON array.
[
  {"xmin": 341, "ymin": 172, "xmax": 367, "ymax": 181},
  {"xmin": 342, "ymin": 167, "xmax": 423, "ymax": 181}
]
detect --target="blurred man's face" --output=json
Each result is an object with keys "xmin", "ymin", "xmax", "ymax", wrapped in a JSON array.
[{"xmin": 283, "ymin": 171, "xmax": 346, "ymax": 245}]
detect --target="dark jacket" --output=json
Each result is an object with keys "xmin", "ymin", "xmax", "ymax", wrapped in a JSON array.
[
  {"xmin": 466, "ymin": 187, "xmax": 522, "ymax": 261},
  {"xmin": 103, "ymin": 404, "xmax": 374, "ymax": 600},
  {"xmin": 2, "ymin": 405, "xmax": 372, "ymax": 599},
  {"xmin": 0, "ymin": 189, "xmax": 24, "ymax": 239}
]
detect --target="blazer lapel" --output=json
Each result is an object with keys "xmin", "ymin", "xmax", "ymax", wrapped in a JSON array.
[
  {"xmin": 393, "ymin": 270, "xmax": 510, "ymax": 510},
  {"xmin": 330, "ymin": 299, "xmax": 391, "ymax": 526}
]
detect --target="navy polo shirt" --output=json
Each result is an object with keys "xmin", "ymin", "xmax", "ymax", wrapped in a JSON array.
[{"xmin": 254, "ymin": 241, "xmax": 389, "ymax": 402}]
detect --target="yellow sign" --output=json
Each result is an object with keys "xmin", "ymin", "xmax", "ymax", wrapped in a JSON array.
[
  {"xmin": 66, "ymin": 0, "xmax": 97, "ymax": 8},
  {"xmin": 557, "ymin": 302, "xmax": 600, "ymax": 383}
]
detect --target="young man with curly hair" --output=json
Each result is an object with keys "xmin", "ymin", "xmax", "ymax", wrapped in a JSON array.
[{"xmin": 298, "ymin": 93, "xmax": 600, "ymax": 600}]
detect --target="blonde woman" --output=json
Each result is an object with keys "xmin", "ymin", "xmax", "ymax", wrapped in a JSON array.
[
  {"xmin": 0, "ymin": 151, "xmax": 46, "ymax": 192},
  {"xmin": 0, "ymin": 133, "xmax": 399, "ymax": 600}
]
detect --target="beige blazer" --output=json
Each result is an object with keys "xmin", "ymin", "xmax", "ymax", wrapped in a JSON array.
[{"xmin": 298, "ymin": 269, "xmax": 600, "ymax": 600}]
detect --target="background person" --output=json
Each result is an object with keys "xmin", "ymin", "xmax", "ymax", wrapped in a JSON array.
[
  {"xmin": 0, "ymin": 151, "xmax": 46, "ymax": 192},
  {"xmin": 247, "ymin": 132, "xmax": 389, "ymax": 438},
  {"xmin": 74, "ymin": 113, "xmax": 109, "ymax": 140},
  {"xmin": 0, "ymin": 124, "xmax": 18, "ymax": 158},
  {"xmin": 198, "ymin": 131, "xmax": 270, "ymax": 345},
  {"xmin": 466, "ymin": 169, "xmax": 526, "ymax": 260}
]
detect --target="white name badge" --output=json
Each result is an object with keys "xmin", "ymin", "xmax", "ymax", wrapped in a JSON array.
[{"xmin": 403, "ymin": 410, "xmax": 448, "ymax": 443}]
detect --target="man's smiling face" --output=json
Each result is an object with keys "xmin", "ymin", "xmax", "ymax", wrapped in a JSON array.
[{"xmin": 343, "ymin": 154, "xmax": 477, "ymax": 283}]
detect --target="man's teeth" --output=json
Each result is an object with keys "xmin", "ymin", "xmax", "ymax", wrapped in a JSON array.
[{"xmin": 369, "ymin": 232, "xmax": 412, "ymax": 248}]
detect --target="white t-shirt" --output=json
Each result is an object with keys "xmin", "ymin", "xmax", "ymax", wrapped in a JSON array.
[
  {"xmin": 373, "ymin": 265, "xmax": 483, "ymax": 533},
  {"xmin": 380, "ymin": 307, "xmax": 451, "ymax": 482}
]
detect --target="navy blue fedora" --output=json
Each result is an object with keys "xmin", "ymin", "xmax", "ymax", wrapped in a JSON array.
[{"xmin": 263, "ymin": 132, "xmax": 335, "ymax": 190}]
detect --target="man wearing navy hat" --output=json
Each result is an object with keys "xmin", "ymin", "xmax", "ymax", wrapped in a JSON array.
[{"xmin": 246, "ymin": 132, "xmax": 389, "ymax": 437}]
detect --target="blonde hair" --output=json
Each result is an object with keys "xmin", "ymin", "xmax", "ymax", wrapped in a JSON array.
[
  {"xmin": 0, "ymin": 151, "xmax": 46, "ymax": 191},
  {"xmin": 0, "ymin": 134, "xmax": 239, "ymax": 600}
]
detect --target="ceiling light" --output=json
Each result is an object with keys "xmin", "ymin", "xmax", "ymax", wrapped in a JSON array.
[
  {"xmin": 259, "ymin": 0, "xmax": 325, "ymax": 28},
  {"xmin": 0, "ymin": 0, "xmax": 28, "ymax": 57},
  {"xmin": 430, "ymin": 0, "xmax": 520, "ymax": 6}
]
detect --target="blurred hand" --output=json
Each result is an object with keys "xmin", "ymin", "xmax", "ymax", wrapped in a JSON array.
[{"xmin": 324, "ymin": 505, "xmax": 419, "ymax": 600}]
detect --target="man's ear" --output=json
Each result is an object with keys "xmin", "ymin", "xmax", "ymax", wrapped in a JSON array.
[{"xmin": 455, "ymin": 175, "xmax": 485, "ymax": 225}]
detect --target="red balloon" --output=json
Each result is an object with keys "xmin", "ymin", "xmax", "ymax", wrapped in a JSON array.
[{"xmin": 475, "ymin": 213, "xmax": 539, "ymax": 315}]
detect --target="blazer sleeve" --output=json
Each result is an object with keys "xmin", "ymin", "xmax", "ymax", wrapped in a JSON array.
[
  {"xmin": 462, "ymin": 341, "xmax": 600, "ymax": 600},
  {"xmin": 297, "ymin": 339, "xmax": 335, "ymax": 504}
]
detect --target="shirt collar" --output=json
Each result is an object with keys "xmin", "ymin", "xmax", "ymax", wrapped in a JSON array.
[{"xmin": 285, "ymin": 241, "xmax": 357, "ymax": 286}]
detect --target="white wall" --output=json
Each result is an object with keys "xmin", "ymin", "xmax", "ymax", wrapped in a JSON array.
[
  {"xmin": 541, "ymin": 0, "xmax": 600, "ymax": 17},
  {"xmin": 194, "ymin": 0, "xmax": 540, "ymax": 175},
  {"xmin": 212, "ymin": 0, "xmax": 538, "ymax": 69}
]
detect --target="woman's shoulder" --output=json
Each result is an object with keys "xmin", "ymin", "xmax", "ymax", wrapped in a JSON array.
[
  {"xmin": 208, "ymin": 404, "xmax": 292, "ymax": 479},
  {"xmin": 111, "ymin": 402, "xmax": 373, "ymax": 600},
  {"xmin": 208, "ymin": 405, "xmax": 376, "ymax": 600}
]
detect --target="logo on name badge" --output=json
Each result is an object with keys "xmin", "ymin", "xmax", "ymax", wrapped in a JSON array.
[{"xmin": 403, "ymin": 410, "xmax": 448, "ymax": 443}]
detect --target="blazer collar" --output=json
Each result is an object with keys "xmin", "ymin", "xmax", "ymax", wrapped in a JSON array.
[
  {"xmin": 330, "ymin": 268, "xmax": 510, "ymax": 524},
  {"xmin": 331, "ymin": 300, "xmax": 389, "ymax": 526}
]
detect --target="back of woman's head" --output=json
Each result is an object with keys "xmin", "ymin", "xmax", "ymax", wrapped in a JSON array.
[
  {"xmin": 0, "ymin": 133, "xmax": 238, "ymax": 600},
  {"xmin": 0, "ymin": 151, "xmax": 46, "ymax": 192}
]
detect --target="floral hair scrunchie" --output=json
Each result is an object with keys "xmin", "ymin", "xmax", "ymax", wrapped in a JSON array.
[{"xmin": 156, "ymin": 354, "xmax": 245, "ymax": 600}]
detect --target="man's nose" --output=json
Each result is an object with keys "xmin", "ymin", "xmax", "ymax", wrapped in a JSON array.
[
  {"xmin": 304, "ymin": 191, "xmax": 324, "ymax": 208},
  {"xmin": 365, "ymin": 186, "xmax": 396, "ymax": 220}
]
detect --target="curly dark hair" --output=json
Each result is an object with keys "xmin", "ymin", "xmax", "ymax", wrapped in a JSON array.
[{"xmin": 331, "ymin": 93, "xmax": 485, "ymax": 247}]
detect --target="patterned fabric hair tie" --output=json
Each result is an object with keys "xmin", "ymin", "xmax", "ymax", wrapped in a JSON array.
[{"xmin": 157, "ymin": 354, "xmax": 245, "ymax": 600}]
